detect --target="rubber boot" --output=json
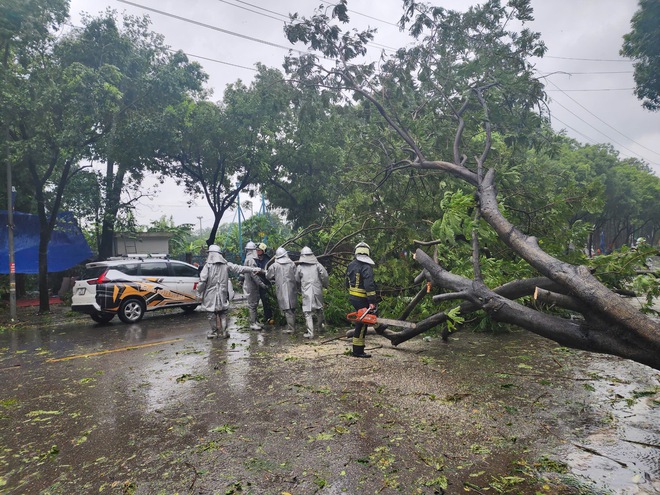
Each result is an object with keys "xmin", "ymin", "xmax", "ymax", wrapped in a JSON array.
[
  {"xmin": 352, "ymin": 345, "xmax": 371, "ymax": 358},
  {"xmin": 303, "ymin": 313, "xmax": 314, "ymax": 339},
  {"xmin": 207, "ymin": 313, "xmax": 219, "ymax": 339},
  {"xmin": 283, "ymin": 310, "xmax": 296, "ymax": 334},
  {"xmin": 249, "ymin": 306, "xmax": 262, "ymax": 330},
  {"xmin": 316, "ymin": 310, "xmax": 326, "ymax": 331},
  {"xmin": 221, "ymin": 314, "xmax": 230, "ymax": 339}
]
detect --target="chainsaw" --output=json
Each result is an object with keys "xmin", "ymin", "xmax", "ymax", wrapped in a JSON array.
[{"xmin": 346, "ymin": 307, "xmax": 417, "ymax": 329}]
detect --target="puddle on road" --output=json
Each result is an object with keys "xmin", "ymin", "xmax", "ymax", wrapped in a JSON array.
[{"xmin": 562, "ymin": 356, "xmax": 660, "ymax": 495}]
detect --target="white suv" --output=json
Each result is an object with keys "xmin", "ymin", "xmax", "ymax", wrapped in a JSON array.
[{"xmin": 71, "ymin": 256, "xmax": 200, "ymax": 324}]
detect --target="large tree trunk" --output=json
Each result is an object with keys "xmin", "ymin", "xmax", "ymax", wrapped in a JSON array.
[
  {"xmin": 379, "ymin": 168, "xmax": 660, "ymax": 370},
  {"xmin": 283, "ymin": 3, "xmax": 660, "ymax": 371}
]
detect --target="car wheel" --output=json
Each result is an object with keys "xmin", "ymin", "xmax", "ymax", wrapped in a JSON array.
[
  {"xmin": 118, "ymin": 298, "xmax": 146, "ymax": 323},
  {"xmin": 182, "ymin": 304, "xmax": 199, "ymax": 313},
  {"xmin": 91, "ymin": 312, "xmax": 115, "ymax": 323}
]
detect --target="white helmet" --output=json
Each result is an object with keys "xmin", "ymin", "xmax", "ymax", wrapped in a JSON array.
[
  {"xmin": 245, "ymin": 241, "xmax": 257, "ymax": 250},
  {"xmin": 355, "ymin": 242, "xmax": 370, "ymax": 256},
  {"xmin": 257, "ymin": 242, "xmax": 267, "ymax": 251},
  {"xmin": 275, "ymin": 247, "xmax": 287, "ymax": 258},
  {"xmin": 206, "ymin": 244, "xmax": 226, "ymax": 264},
  {"xmin": 354, "ymin": 241, "xmax": 374, "ymax": 265},
  {"xmin": 299, "ymin": 246, "xmax": 317, "ymax": 264}
]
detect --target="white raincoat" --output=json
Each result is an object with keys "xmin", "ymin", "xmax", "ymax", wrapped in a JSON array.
[
  {"xmin": 197, "ymin": 252, "xmax": 257, "ymax": 312},
  {"xmin": 267, "ymin": 254, "xmax": 298, "ymax": 311},
  {"xmin": 295, "ymin": 262, "xmax": 329, "ymax": 312},
  {"xmin": 243, "ymin": 250, "xmax": 266, "ymax": 305}
]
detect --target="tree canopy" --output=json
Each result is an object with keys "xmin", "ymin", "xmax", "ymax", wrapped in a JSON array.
[{"xmin": 621, "ymin": 0, "xmax": 660, "ymax": 110}]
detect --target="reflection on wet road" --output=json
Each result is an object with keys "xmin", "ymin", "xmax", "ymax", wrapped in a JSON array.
[{"xmin": 564, "ymin": 357, "xmax": 660, "ymax": 494}]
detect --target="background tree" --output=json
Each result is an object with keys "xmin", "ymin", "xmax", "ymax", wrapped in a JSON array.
[
  {"xmin": 259, "ymin": 85, "xmax": 354, "ymax": 228},
  {"xmin": 284, "ymin": 0, "xmax": 660, "ymax": 370},
  {"xmin": 621, "ymin": 0, "xmax": 660, "ymax": 111},
  {"xmin": 56, "ymin": 11, "xmax": 208, "ymax": 260},
  {"xmin": 164, "ymin": 66, "xmax": 297, "ymax": 246},
  {"xmin": 1, "ymin": 1, "xmax": 122, "ymax": 311}
]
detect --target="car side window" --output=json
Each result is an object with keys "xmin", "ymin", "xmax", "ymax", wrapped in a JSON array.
[
  {"xmin": 170, "ymin": 262, "xmax": 199, "ymax": 277},
  {"xmin": 139, "ymin": 262, "xmax": 169, "ymax": 277},
  {"xmin": 115, "ymin": 263, "xmax": 139, "ymax": 275}
]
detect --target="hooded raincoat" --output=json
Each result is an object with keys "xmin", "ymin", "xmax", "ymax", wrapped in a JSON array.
[
  {"xmin": 197, "ymin": 251, "xmax": 257, "ymax": 313},
  {"xmin": 267, "ymin": 252, "xmax": 298, "ymax": 311},
  {"xmin": 295, "ymin": 261, "xmax": 329, "ymax": 312},
  {"xmin": 243, "ymin": 248, "xmax": 267, "ymax": 305}
]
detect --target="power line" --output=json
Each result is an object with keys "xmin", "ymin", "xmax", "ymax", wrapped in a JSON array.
[
  {"xmin": 545, "ymin": 88, "xmax": 634, "ymax": 92},
  {"xmin": 544, "ymin": 55, "xmax": 631, "ymax": 63},
  {"xmin": 550, "ymin": 96, "xmax": 648, "ymax": 161},
  {"xmin": 323, "ymin": 1, "xmax": 400, "ymax": 27},
  {"xmin": 117, "ymin": 0, "xmax": 308, "ymax": 55},
  {"xmin": 552, "ymin": 114, "xmax": 653, "ymax": 165},
  {"xmin": 226, "ymin": 0, "xmax": 400, "ymax": 51},
  {"xmin": 547, "ymin": 80, "xmax": 660, "ymax": 159},
  {"xmin": 539, "ymin": 71, "xmax": 633, "ymax": 75},
  {"xmin": 234, "ymin": 0, "xmax": 289, "ymax": 21},
  {"xmin": 170, "ymin": 49, "xmax": 257, "ymax": 72},
  {"xmin": 550, "ymin": 115, "xmax": 598, "ymax": 144},
  {"xmin": 118, "ymin": 0, "xmax": 397, "ymax": 57},
  {"xmin": 218, "ymin": 0, "xmax": 289, "ymax": 22}
]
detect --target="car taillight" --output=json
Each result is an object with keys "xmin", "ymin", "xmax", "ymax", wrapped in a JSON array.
[{"xmin": 89, "ymin": 269, "xmax": 109, "ymax": 285}]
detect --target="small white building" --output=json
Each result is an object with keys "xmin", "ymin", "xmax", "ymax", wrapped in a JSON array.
[{"xmin": 113, "ymin": 232, "xmax": 174, "ymax": 257}]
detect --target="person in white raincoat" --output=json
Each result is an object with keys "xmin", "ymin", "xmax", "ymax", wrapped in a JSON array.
[
  {"xmin": 267, "ymin": 247, "xmax": 298, "ymax": 333},
  {"xmin": 243, "ymin": 241, "xmax": 268, "ymax": 330},
  {"xmin": 197, "ymin": 245, "xmax": 263, "ymax": 339},
  {"xmin": 295, "ymin": 246, "xmax": 329, "ymax": 338}
]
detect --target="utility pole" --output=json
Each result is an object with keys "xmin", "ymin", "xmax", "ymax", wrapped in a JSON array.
[
  {"xmin": 6, "ymin": 157, "xmax": 17, "ymax": 320},
  {"xmin": 197, "ymin": 216, "xmax": 203, "ymax": 236}
]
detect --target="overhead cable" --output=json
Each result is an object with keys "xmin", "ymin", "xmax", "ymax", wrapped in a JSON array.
[
  {"xmin": 550, "ymin": 97, "xmax": 648, "ymax": 161},
  {"xmin": 544, "ymin": 55, "xmax": 632, "ymax": 63},
  {"xmin": 548, "ymin": 80, "xmax": 660, "ymax": 159},
  {"xmin": 117, "ymin": 0, "xmax": 308, "ymax": 54}
]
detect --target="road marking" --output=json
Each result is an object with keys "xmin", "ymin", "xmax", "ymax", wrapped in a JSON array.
[{"xmin": 45, "ymin": 338, "xmax": 183, "ymax": 363}]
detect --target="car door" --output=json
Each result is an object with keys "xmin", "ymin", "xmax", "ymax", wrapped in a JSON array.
[{"xmin": 168, "ymin": 261, "xmax": 200, "ymax": 299}]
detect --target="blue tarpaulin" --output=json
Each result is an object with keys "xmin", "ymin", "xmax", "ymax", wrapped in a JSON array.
[{"xmin": 0, "ymin": 211, "xmax": 93, "ymax": 274}]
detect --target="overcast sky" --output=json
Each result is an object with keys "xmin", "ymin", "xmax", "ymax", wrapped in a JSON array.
[{"xmin": 67, "ymin": 0, "xmax": 660, "ymax": 228}]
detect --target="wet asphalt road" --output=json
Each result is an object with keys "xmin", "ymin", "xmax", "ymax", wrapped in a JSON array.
[
  {"xmin": 1, "ymin": 308, "xmax": 212, "ymax": 366},
  {"xmin": 1, "ymin": 307, "xmax": 659, "ymax": 494},
  {"xmin": 0, "ymin": 308, "xmax": 268, "ymax": 493}
]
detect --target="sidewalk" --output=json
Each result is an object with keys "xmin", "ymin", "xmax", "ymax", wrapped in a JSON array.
[{"xmin": 15, "ymin": 296, "xmax": 63, "ymax": 308}]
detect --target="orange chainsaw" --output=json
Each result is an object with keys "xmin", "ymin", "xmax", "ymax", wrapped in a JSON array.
[{"xmin": 346, "ymin": 307, "xmax": 417, "ymax": 329}]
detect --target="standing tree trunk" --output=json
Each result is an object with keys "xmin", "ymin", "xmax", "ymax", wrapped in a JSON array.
[{"xmin": 98, "ymin": 161, "xmax": 126, "ymax": 260}]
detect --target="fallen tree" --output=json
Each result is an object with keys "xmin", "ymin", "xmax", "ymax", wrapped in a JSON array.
[{"xmin": 285, "ymin": 0, "xmax": 660, "ymax": 370}]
